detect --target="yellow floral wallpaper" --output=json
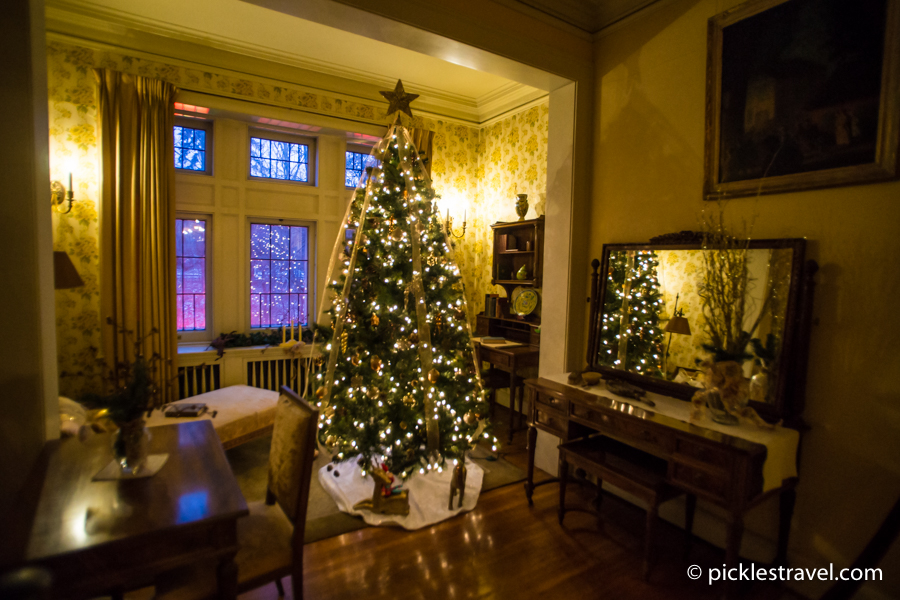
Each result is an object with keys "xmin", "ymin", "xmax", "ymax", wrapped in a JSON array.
[
  {"xmin": 430, "ymin": 104, "xmax": 550, "ymax": 323},
  {"xmin": 46, "ymin": 39, "xmax": 548, "ymax": 396},
  {"xmin": 48, "ymin": 43, "xmax": 103, "ymax": 397}
]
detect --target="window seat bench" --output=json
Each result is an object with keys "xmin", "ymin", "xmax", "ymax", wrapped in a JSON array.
[{"xmin": 146, "ymin": 385, "xmax": 280, "ymax": 449}]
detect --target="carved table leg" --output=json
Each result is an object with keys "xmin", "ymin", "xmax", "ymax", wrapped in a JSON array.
[
  {"xmin": 684, "ymin": 494, "xmax": 697, "ymax": 558},
  {"xmin": 776, "ymin": 488, "xmax": 796, "ymax": 567},
  {"xmin": 558, "ymin": 452, "xmax": 568, "ymax": 525},
  {"xmin": 508, "ymin": 370, "xmax": 519, "ymax": 445},
  {"xmin": 217, "ymin": 552, "xmax": 238, "ymax": 600},
  {"xmin": 524, "ymin": 425, "xmax": 537, "ymax": 505},
  {"xmin": 723, "ymin": 513, "xmax": 744, "ymax": 600},
  {"xmin": 642, "ymin": 504, "xmax": 659, "ymax": 582}
]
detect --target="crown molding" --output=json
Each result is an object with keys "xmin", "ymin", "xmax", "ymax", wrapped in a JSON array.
[{"xmin": 45, "ymin": 0, "xmax": 540, "ymax": 123}]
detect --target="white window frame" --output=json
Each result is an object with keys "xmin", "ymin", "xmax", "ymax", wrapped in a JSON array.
[
  {"xmin": 175, "ymin": 213, "xmax": 212, "ymax": 343},
  {"xmin": 248, "ymin": 128, "xmax": 317, "ymax": 187},
  {"xmin": 345, "ymin": 142, "xmax": 378, "ymax": 189},
  {"xmin": 245, "ymin": 217, "xmax": 317, "ymax": 334},
  {"xmin": 174, "ymin": 118, "xmax": 213, "ymax": 176}
]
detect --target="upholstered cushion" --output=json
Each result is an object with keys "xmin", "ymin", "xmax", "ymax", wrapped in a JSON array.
[
  {"xmin": 268, "ymin": 393, "xmax": 314, "ymax": 523},
  {"xmin": 155, "ymin": 501, "xmax": 293, "ymax": 600},
  {"xmin": 146, "ymin": 385, "xmax": 279, "ymax": 446}
]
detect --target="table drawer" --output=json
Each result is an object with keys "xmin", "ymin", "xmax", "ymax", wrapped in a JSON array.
[
  {"xmin": 486, "ymin": 352, "xmax": 512, "ymax": 368},
  {"xmin": 535, "ymin": 393, "xmax": 568, "ymax": 413},
  {"xmin": 570, "ymin": 403, "xmax": 614, "ymax": 430},
  {"xmin": 674, "ymin": 438, "xmax": 733, "ymax": 470},
  {"xmin": 534, "ymin": 407, "xmax": 567, "ymax": 436},
  {"xmin": 616, "ymin": 418, "xmax": 673, "ymax": 452},
  {"xmin": 671, "ymin": 462, "xmax": 729, "ymax": 502}
]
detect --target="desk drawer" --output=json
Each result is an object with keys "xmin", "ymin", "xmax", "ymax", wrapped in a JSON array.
[
  {"xmin": 487, "ymin": 352, "xmax": 512, "ymax": 368},
  {"xmin": 616, "ymin": 419, "xmax": 673, "ymax": 452},
  {"xmin": 671, "ymin": 462, "xmax": 729, "ymax": 502},
  {"xmin": 535, "ymin": 393, "xmax": 567, "ymax": 413},
  {"xmin": 534, "ymin": 407, "xmax": 567, "ymax": 436},
  {"xmin": 674, "ymin": 438, "xmax": 732, "ymax": 470},
  {"xmin": 571, "ymin": 403, "xmax": 614, "ymax": 430}
]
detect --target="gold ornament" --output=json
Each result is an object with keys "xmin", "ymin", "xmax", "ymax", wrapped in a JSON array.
[
  {"xmin": 367, "ymin": 386, "xmax": 380, "ymax": 399},
  {"xmin": 409, "ymin": 331, "xmax": 419, "ymax": 345},
  {"xmin": 351, "ymin": 353, "xmax": 361, "ymax": 367},
  {"xmin": 400, "ymin": 421, "xmax": 408, "ymax": 430},
  {"xmin": 371, "ymin": 313, "xmax": 380, "ymax": 327},
  {"xmin": 402, "ymin": 394, "xmax": 415, "ymax": 407},
  {"xmin": 391, "ymin": 227, "xmax": 404, "ymax": 242},
  {"xmin": 341, "ymin": 331, "xmax": 348, "ymax": 353},
  {"xmin": 315, "ymin": 387, "xmax": 326, "ymax": 399},
  {"xmin": 323, "ymin": 406, "xmax": 335, "ymax": 419},
  {"xmin": 463, "ymin": 412, "xmax": 477, "ymax": 425},
  {"xmin": 426, "ymin": 255, "xmax": 438, "ymax": 266},
  {"xmin": 434, "ymin": 313, "xmax": 443, "ymax": 334},
  {"xmin": 397, "ymin": 338, "xmax": 411, "ymax": 351},
  {"xmin": 325, "ymin": 435, "xmax": 336, "ymax": 447},
  {"xmin": 370, "ymin": 355, "xmax": 383, "ymax": 372},
  {"xmin": 428, "ymin": 368, "xmax": 440, "ymax": 384}
]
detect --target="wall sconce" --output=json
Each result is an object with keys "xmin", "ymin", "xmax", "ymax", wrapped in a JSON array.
[
  {"xmin": 51, "ymin": 173, "xmax": 75, "ymax": 214},
  {"xmin": 445, "ymin": 209, "xmax": 467, "ymax": 240}
]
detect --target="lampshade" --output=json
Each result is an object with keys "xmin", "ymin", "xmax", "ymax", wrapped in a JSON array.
[
  {"xmin": 54, "ymin": 251, "xmax": 84, "ymax": 289},
  {"xmin": 664, "ymin": 315, "xmax": 691, "ymax": 335}
]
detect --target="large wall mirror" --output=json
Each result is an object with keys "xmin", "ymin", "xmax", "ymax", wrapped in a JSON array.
[{"xmin": 587, "ymin": 233, "xmax": 816, "ymax": 424}]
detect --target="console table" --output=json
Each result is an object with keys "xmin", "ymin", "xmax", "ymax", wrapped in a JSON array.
[
  {"xmin": 473, "ymin": 339, "xmax": 540, "ymax": 443},
  {"xmin": 23, "ymin": 420, "xmax": 248, "ymax": 599},
  {"xmin": 525, "ymin": 375, "xmax": 800, "ymax": 581}
]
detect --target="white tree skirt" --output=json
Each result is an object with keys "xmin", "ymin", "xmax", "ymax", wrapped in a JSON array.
[{"xmin": 318, "ymin": 456, "xmax": 484, "ymax": 530}]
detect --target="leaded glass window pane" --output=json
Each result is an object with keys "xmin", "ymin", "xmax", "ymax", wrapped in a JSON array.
[{"xmin": 249, "ymin": 223, "xmax": 310, "ymax": 328}]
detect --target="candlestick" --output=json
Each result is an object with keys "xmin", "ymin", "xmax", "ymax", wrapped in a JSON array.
[{"xmin": 68, "ymin": 172, "xmax": 73, "ymax": 194}]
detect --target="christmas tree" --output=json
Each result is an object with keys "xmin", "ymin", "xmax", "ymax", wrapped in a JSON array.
[
  {"xmin": 598, "ymin": 250, "xmax": 665, "ymax": 377},
  {"xmin": 311, "ymin": 83, "xmax": 493, "ymax": 483}
]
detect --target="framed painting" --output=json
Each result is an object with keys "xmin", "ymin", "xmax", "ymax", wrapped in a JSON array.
[{"xmin": 704, "ymin": 0, "xmax": 900, "ymax": 199}]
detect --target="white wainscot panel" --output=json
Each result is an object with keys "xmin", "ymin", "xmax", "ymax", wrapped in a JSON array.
[
  {"xmin": 176, "ymin": 179, "xmax": 215, "ymax": 206},
  {"xmin": 221, "ymin": 186, "xmax": 239, "ymax": 208},
  {"xmin": 245, "ymin": 188, "xmax": 319, "ymax": 213}
]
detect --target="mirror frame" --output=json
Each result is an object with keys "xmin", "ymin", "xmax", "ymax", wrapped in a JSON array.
[{"xmin": 586, "ymin": 232, "xmax": 817, "ymax": 426}]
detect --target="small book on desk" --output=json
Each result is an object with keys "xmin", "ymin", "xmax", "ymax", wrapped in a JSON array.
[
  {"xmin": 480, "ymin": 336, "xmax": 506, "ymax": 345},
  {"xmin": 164, "ymin": 403, "xmax": 208, "ymax": 418}
]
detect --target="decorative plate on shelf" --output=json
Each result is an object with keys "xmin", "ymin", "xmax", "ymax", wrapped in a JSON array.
[{"xmin": 512, "ymin": 288, "xmax": 539, "ymax": 316}]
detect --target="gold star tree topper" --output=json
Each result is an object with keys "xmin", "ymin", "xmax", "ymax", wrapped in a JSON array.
[{"xmin": 380, "ymin": 80, "xmax": 419, "ymax": 118}]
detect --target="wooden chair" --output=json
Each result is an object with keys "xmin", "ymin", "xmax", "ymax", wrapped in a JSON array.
[
  {"xmin": 157, "ymin": 386, "xmax": 319, "ymax": 599},
  {"xmin": 558, "ymin": 435, "xmax": 695, "ymax": 581}
]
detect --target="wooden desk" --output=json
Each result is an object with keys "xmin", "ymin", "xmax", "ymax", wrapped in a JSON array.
[
  {"xmin": 24, "ymin": 420, "xmax": 248, "ymax": 600},
  {"xmin": 525, "ymin": 377, "xmax": 798, "ymax": 587},
  {"xmin": 474, "ymin": 341, "xmax": 540, "ymax": 443}
]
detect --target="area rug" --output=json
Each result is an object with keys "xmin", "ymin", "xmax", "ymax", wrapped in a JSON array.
[{"xmin": 226, "ymin": 436, "xmax": 526, "ymax": 543}]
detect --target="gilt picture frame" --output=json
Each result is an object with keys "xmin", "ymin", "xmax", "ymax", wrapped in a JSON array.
[{"xmin": 703, "ymin": 0, "xmax": 900, "ymax": 199}]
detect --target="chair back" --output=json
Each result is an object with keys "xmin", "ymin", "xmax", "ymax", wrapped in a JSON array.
[{"xmin": 267, "ymin": 386, "xmax": 319, "ymax": 547}]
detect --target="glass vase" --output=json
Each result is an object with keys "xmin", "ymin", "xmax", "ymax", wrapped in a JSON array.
[{"xmin": 112, "ymin": 418, "xmax": 150, "ymax": 474}]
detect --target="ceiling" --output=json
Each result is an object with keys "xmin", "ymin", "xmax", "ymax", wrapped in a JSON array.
[
  {"xmin": 46, "ymin": 0, "xmax": 661, "ymax": 121},
  {"xmin": 46, "ymin": 0, "xmax": 552, "ymax": 122},
  {"xmin": 513, "ymin": 0, "xmax": 661, "ymax": 33}
]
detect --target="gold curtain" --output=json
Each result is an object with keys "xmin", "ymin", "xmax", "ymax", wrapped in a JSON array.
[
  {"xmin": 410, "ymin": 128, "xmax": 434, "ymax": 177},
  {"xmin": 96, "ymin": 69, "xmax": 177, "ymax": 406}
]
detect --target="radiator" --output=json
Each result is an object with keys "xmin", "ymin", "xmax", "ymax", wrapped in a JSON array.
[
  {"xmin": 177, "ymin": 363, "xmax": 221, "ymax": 399},
  {"xmin": 246, "ymin": 356, "xmax": 311, "ymax": 394}
]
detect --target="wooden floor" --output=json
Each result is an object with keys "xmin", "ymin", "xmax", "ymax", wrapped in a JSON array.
[{"xmin": 238, "ymin": 412, "xmax": 798, "ymax": 600}]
